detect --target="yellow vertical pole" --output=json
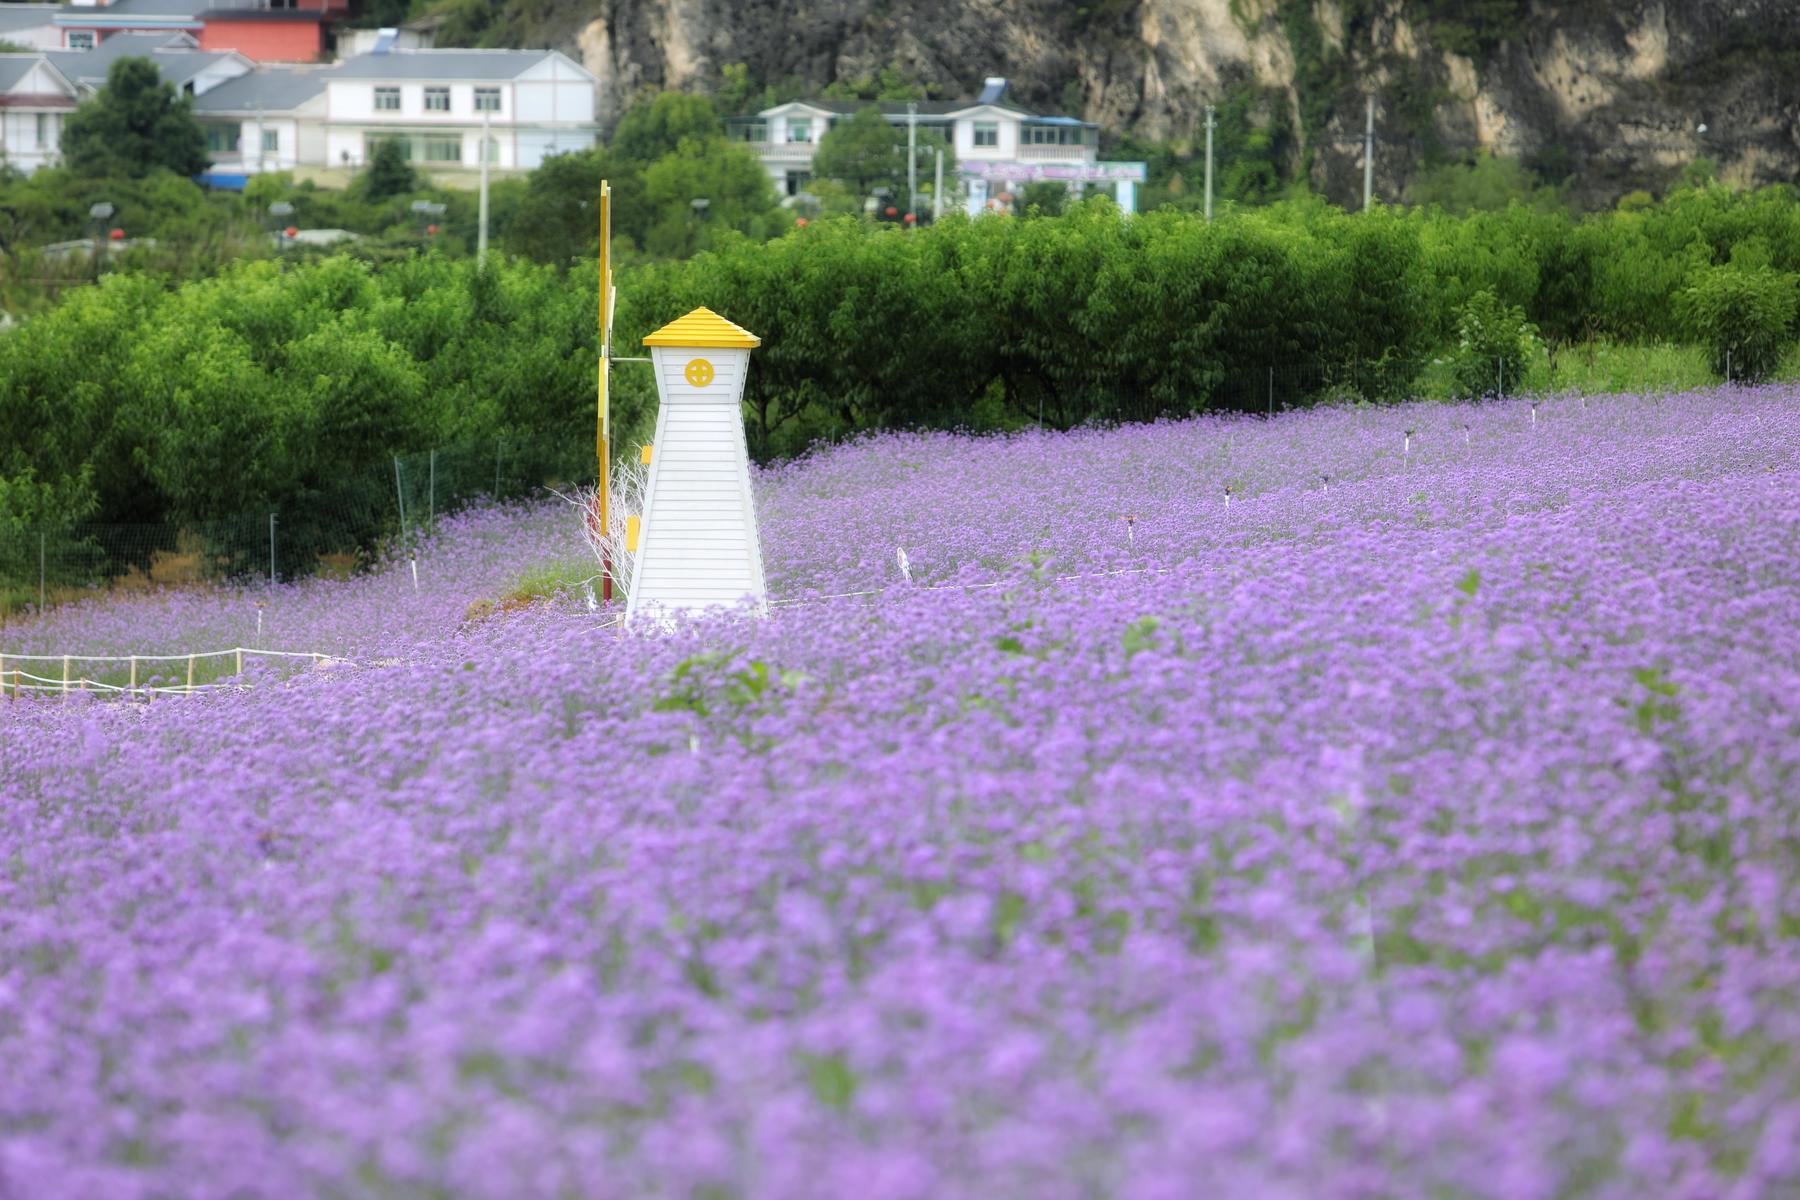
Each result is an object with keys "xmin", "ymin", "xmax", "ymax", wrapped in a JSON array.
[
  {"xmin": 187, "ymin": 654, "xmax": 196, "ymax": 691},
  {"xmin": 62, "ymin": 655, "xmax": 69, "ymax": 698},
  {"xmin": 601, "ymin": 177, "xmax": 615, "ymax": 521},
  {"xmin": 0, "ymin": 654, "xmax": 5, "ymax": 699},
  {"xmin": 236, "ymin": 648, "xmax": 243, "ymax": 676},
  {"xmin": 129, "ymin": 655, "xmax": 137, "ymax": 690},
  {"xmin": 596, "ymin": 178, "xmax": 614, "ymax": 601}
]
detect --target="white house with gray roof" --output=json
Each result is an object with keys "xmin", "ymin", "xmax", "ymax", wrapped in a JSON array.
[
  {"xmin": 45, "ymin": 31, "xmax": 249, "ymax": 94},
  {"xmin": 729, "ymin": 77, "xmax": 1144, "ymax": 214},
  {"xmin": 190, "ymin": 47, "xmax": 596, "ymax": 180},
  {"xmin": 0, "ymin": 4, "xmax": 63, "ymax": 51},
  {"xmin": 321, "ymin": 49, "xmax": 594, "ymax": 171},
  {"xmin": 0, "ymin": 54, "xmax": 76, "ymax": 171},
  {"xmin": 0, "ymin": 32, "xmax": 251, "ymax": 172},
  {"xmin": 189, "ymin": 60, "xmax": 325, "ymax": 174},
  {"xmin": 0, "ymin": 35, "xmax": 598, "ymax": 180}
]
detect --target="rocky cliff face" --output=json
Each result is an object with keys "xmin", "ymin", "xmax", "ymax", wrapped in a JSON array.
[{"xmin": 551, "ymin": 0, "xmax": 1798, "ymax": 206}]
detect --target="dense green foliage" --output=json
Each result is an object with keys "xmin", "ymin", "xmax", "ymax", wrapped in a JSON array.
[
  {"xmin": 1678, "ymin": 264, "xmax": 1799, "ymax": 382},
  {"xmin": 358, "ymin": 137, "xmax": 419, "ymax": 202},
  {"xmin": 504, "ymin": 93, "xmax": 785, "ymax": 264},
  {"xmin": 1448, "ymin": 288, "xmax": 1539, "ymax": 398},
  {"xmin": 60, "ymin": 57, "xmax": 207, "ymax": 179},
  {"xmin": 0, "ymin": 256, "xmax": 640, "ymax": 548},
  {"xmin": 6, "ymin": 181, "xmax": 1800, "ymax": 538},
  {"xmin": 620, "ymin": 185, "xmax": 1800, "ymax": 455},
  {"xmin": 809, "ymin": 106, "xmax": 954, "ymax": 214}
]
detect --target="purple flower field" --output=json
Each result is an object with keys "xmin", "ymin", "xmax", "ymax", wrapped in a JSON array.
[{"xmin": 3, "ymin": 389, "xmax": 1799, "ymax": 1199}]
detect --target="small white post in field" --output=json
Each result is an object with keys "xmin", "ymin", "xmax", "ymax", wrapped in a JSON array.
[
  {"xmin": 895, "ymin": 546, "xmax": 913, "ymax": 584},
  {"xmin": 1403, "ymin": 428, "xmax": 1412, "ymax": 460},
  {"xmin": 410, "ymin": 555, "xmax": 419, "ymax": 593},
  {"xmin": 1531, "ymin": 400, "xmax": 1539, "ymax": 428},
  {"xmin": 1125, "ymin": 516, "xmax": 1135, "ymax": 550}
]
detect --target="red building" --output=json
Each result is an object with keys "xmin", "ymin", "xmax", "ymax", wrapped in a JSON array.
[{"xmin": 199, "ymin": 0, "xmax": 347, "ymax": 62}]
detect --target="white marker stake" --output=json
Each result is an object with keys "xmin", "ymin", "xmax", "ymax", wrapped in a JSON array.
[
  {"xmin": 1125, "ymin": 517, "xmax": 1135, "ymax": 550},
  {"xmin": 410, "ymin": 556, "xmax": 419, "ymax": 593},
  {"xmin": 895, "ymin": 546, "xmax": 913, "ymax": 584}
]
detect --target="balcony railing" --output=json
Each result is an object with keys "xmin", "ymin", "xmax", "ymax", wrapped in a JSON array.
[
  {"xmin": 740, "ymin": 140, "xmax": 817, "ymax": 159},
  {"xmin": 1018, "ymin": 144, "xmax": 1096, "ymax": 161}
]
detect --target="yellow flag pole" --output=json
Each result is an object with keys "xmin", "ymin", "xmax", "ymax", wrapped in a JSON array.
[{"xmin": 596, "ymin": 179, "xmax": 613, "ymax": 601}]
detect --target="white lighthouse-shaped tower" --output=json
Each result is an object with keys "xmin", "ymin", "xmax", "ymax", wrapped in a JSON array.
[{"xmin": 625, "ymin": 307, "xmax": 769, "ymax": 623}]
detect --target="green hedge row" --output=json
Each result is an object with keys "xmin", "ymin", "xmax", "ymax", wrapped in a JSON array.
[{"xmin": 5, "ymin": 182, "xmax": 1799, "ymax": 536}]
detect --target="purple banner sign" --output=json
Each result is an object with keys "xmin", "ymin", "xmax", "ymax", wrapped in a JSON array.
[{"xmin": 961, "ymin": 161, "xmax": 1148, "ymax": 183}]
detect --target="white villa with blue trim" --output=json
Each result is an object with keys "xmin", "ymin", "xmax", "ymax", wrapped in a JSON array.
[{"xmin": 727, "ymin": 77, "xmax": 1144, "ymax": 215}]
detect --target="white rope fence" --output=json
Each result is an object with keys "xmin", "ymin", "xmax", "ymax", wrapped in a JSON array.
[
  {"xmin": 0, "ymin": 647, "xmax": 347, "ymax": 700},
  {"xmin": 3, "ymin": 566, "xmax": 1171, "ymax": 699}
]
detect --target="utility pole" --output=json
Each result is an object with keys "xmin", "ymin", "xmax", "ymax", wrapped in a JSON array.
[
  {"xmin": 906, "ymin": 102, "xmax": 918, "ymax": 223},
  {"xmin": 933, "ymin": 147, "xmax": 944, "ymax": 221},
  {"xmin": 477, "ymin": 110, "xmax": 491, "ymax": 267},
  {"xmin": 1363, "ymin": 95, "xmax": 1375, "ymax": 211},
  {"xmin": 1204, "ymin": 104, "xmax": 1215, "ymax": 221}
]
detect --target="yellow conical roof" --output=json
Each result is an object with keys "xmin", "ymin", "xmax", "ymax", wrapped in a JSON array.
[{"xmin": 642, "ymin": 307, "xmax": 761, "ymax": 349}]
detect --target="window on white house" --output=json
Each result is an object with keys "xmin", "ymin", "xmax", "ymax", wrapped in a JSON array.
[
  {"xmin": 729, "ymin": 120, "xmax": 766, "ymax": 143},
  {"xmin": 786, "ymin": 117, "xmax": 812, "ymax": 143},
  {"xmin": 35, "ymin": 113, "xmax": 46, "ymax": 148},
  {"xmin": 424, "ymin": 87, "xmax": 449, "ymax": 112},
  {"xmin": 205, "ymin": 125, "xmax": 240, "ymax": 154},
  {"xmin": 419, "ymin": 134, "xmax": 462, "ymax": 163},
  {"xmin": 480, "ymin": 135, "xmax": 498, "ymax": 163},
  {"xmin": 67, "ymin": 31, "xmax": 95, "ymax": 50},
  {"xmin": 785, "ymin": 169, "xmax": 810, "ymax": 196},
  {"xmin": 972, "ymin": 121, "xmax": 998, "ymax": 148},
  {"xmin": 374, "ymin": 87, "xmax": 400, "ymax": 112},
  {"xmin": 262, "ymin": 129, "xmax": 279, "ymax": 153},
  {"xmin": 474, "ymin": 87, "xmax": 500, "ymax": 113}
]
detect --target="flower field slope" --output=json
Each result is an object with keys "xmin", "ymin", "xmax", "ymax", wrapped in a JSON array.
[{"xmin": 3, "ymin": 388, "xmax": 1799, "ymax": 1199}]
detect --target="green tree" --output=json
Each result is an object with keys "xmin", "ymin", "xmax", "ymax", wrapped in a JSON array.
[
  {"xmin": 639, "ymin": 136, "xmax": 784, "ymax": 257},
  {"xmin": 611, "ymin": 92, "xmax": 723, "ymax": 164},
  {"xmin": 359, "ymin": 137, "xmax": 418, "ymax": 201},
  {"xmin": 505, "ymin": 146, "xmax": 607, "ymax": 263},
  {"xmin": 1019, "ymin": 181, "xmax": 1068, "ymax": 216},
  {"xmin": 60, "ymin": 57, "xmax": 207, "ymax": 178},
  {"xmin": 812, "ymin": 107, "xmax": 903, "ymax": 198},
  {"xmin": 1449, "ymin": 287, "xmax": 1541, "ymax": 397},
  {"xmin": 1678, "ymin": 264, "xmax": 1797, "ymax": 381}
]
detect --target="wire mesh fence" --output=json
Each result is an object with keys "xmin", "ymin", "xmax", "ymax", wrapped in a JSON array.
[
  {"xmin": 0, "ymin": 353, "xmax": 1570, "ymax": 620},
  {"xmin": 1, "ymin": 433, "xmax": 599, "ymax": 620}
]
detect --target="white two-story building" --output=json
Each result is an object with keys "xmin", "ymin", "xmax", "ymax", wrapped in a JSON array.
[
  {"xmin": 728, "ymin": 77, "xmax": 1144, "ymax": 214},
  {"xmin": 0, "ymin": 35, "xmax": 597, "ymax": 181},
  {"xmin": 191, "ymin": 46, "xmax": 597, "ymax": 180}
]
